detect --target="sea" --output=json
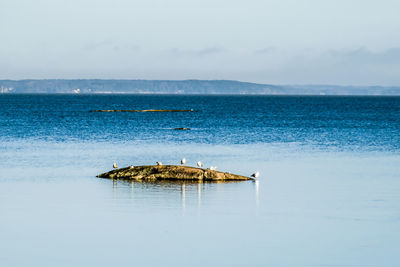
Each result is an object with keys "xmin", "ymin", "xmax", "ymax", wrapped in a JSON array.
[{"xmin": 0, "ymin": 94, "xmax": 399, "ymax": 267}]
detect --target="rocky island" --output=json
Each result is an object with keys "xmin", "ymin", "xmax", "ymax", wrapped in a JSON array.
[
  {"xmin": 90, "ymin": 109, "xmax": 194, "ymax": 112},
  {"xmin": 97, "ymin": 165, "xmax": 253, "ymax": 181}
]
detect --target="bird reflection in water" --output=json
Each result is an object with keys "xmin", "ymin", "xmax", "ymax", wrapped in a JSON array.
[
  {"xmin": 254, "ymin": 179, "xmax": 260, "ymax": 208},
  {"xmin": 113, "ymin": 179, "xmax": 117, "ymax": 198},
  {"xmin": 197, "ymin": 182, "xmax": 202, "ymax": 209},
  {"xmin": 181, "ymin": 183, "xmax": 186, "ymax": 210}
]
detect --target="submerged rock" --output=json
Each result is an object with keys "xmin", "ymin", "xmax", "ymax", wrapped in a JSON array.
[{"xmin": 97, "ymin": 165, "xmax": 252, "ymax": 181}]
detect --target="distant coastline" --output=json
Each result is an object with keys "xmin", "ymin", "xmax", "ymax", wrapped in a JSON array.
[{"xmin": 0, "ymin": 79, "xmax": 399, "ymax": 95}]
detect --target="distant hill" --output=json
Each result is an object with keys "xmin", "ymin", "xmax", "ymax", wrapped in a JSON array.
[{"xmin": 0, "ymin": 79, "xmax": 399, "ymax": 95}]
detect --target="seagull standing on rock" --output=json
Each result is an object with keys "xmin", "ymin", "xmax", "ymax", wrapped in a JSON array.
[
  {"xmin": 251, "ymin": 171, "xmax": 260, "ymax": 178},
  {"xmin": 209, "ymin": 166, "xmax": 217, "ymax": 171},
  {"xmin": 156, "ymin": 162, "xmax": 163, "ymax": 166},
  {"xmin": 113, "ymin": 162, "xmax": 118, "ymax": 169},
  {"xmin": 181, "ymin": 158, "xmax": 186, "ymax": 165},
  {"xmin": 197, "ymin": 161, "xmax": 203, "ymax": 167}
]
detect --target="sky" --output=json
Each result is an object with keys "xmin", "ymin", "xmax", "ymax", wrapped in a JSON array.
[{"xmin": 1, "ymin": 0, "xmax": 400, "ymax": 85}]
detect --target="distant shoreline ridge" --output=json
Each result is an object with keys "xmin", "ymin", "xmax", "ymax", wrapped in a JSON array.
[{"xmin": 0, "ymin": 79, "xmax": 399, "ymax": 95}]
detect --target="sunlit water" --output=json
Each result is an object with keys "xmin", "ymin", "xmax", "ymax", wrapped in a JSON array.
[{"xmin": 1, "ymin": 95, "xmax": 399, "ymax": 266}]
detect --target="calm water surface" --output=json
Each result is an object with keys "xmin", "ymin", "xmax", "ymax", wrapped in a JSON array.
[{"xmin": 0, "ymin": 95, "xmax": 399, "ymax": 266}]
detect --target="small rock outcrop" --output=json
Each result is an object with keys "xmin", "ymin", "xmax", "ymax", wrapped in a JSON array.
[
  {"xmin": 97, "ymin": 165, "xmax": 252, "ymax": 181},
  {"xmin": 174, "ymin": 127, "xmax": 191, "ymax": 130}
]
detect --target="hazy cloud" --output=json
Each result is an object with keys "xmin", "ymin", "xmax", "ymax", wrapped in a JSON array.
[
  {"xmin": 325, "ymin": 47, "xmax": 400, "ymax": 65},
  {"xmin": 83, "ymin": 40, "xmax": 142, "ymax": 53},
  {"xmin": 258, "ymin": 47, "xmax": 400, "ymax": 85},
  {"xmin": 83, "ymin": 40, "xmax": 114, "ymax": 51},
  {"xmin": 126, "ymin": 43, "xmax": 140, "ymax": 51},
  {"xmin": 169, "ymin": 46, "xmax": 226, "ymax": 57},
  {"xmin": 254, "ymin": 46, "xmax": 277, "ymax": 54}
]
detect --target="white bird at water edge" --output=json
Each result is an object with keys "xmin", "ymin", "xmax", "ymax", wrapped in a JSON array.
[
  {"xmin": 181, "ymin": 158, "xmax": 186, "ymax": 165},
  {"xmin": 113, "ymin": 162, "xmax": 118, "ymax": 169},
  {"xmin": 156, "ymin": 161, "xmax": 162, "ymax": 166},
  {"xmin": 251, "ymin": 171, "xmax": 260, "ymax": 178},
  {"xmin": 197, "ymin": 161, "xmax": 203, "ymax": 167}
]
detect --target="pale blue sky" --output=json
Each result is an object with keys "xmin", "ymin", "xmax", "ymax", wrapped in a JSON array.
[{"xmin": 1, "ymin": 0, "xmax": 400, "ymax": 85}]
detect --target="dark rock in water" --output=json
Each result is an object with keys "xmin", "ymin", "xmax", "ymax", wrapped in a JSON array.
[
  {"xmin": 90, "ymin": 109, "xmax": 194, "ymax": 112},
  {"xmin": 174, "ymin": 127, "xmax": 191, "ymax": 130},
  {"xmin": 97, "ymin": 165, "xmax": 252, "ymax": 181}
]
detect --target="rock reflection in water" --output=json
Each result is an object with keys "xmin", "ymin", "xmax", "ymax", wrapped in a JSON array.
[{"xmin": 108, "ymin": 179, "xmax": 256, "ymax": 211}]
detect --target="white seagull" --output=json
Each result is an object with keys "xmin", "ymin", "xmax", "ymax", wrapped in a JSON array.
[
  {"xmin": 197, "ymin": 161, "xmax": 203, "ymax": 167},
  {"xmin": 113, "ymin": 162, "xmax": 118, "ymax": 169},
  {"xmin": 156, "ymin": 161, "xmax": 163, "ymax": 166},
  {"xmin": 209, "ymin": 166, "xmax": 217, "ymax": 171},
  {"xmin": 251, "ymin": 171, "xmax": 260, "ymax": 178},
  {"xmin": 181, "ymin": 158, "xmax": 186, "ymax": 165},
  {"xmin": 129, "ymin": 165, "xmax": 134, "ymax": 169}
]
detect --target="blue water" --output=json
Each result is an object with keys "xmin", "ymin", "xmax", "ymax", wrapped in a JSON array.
[
  {"xmin": 1, "ymin": 95, "xmax": 400, "ymax": 266},
  {"xmin": 1, "ymin": 95, "xmax": 399, "ymax": 149}
]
